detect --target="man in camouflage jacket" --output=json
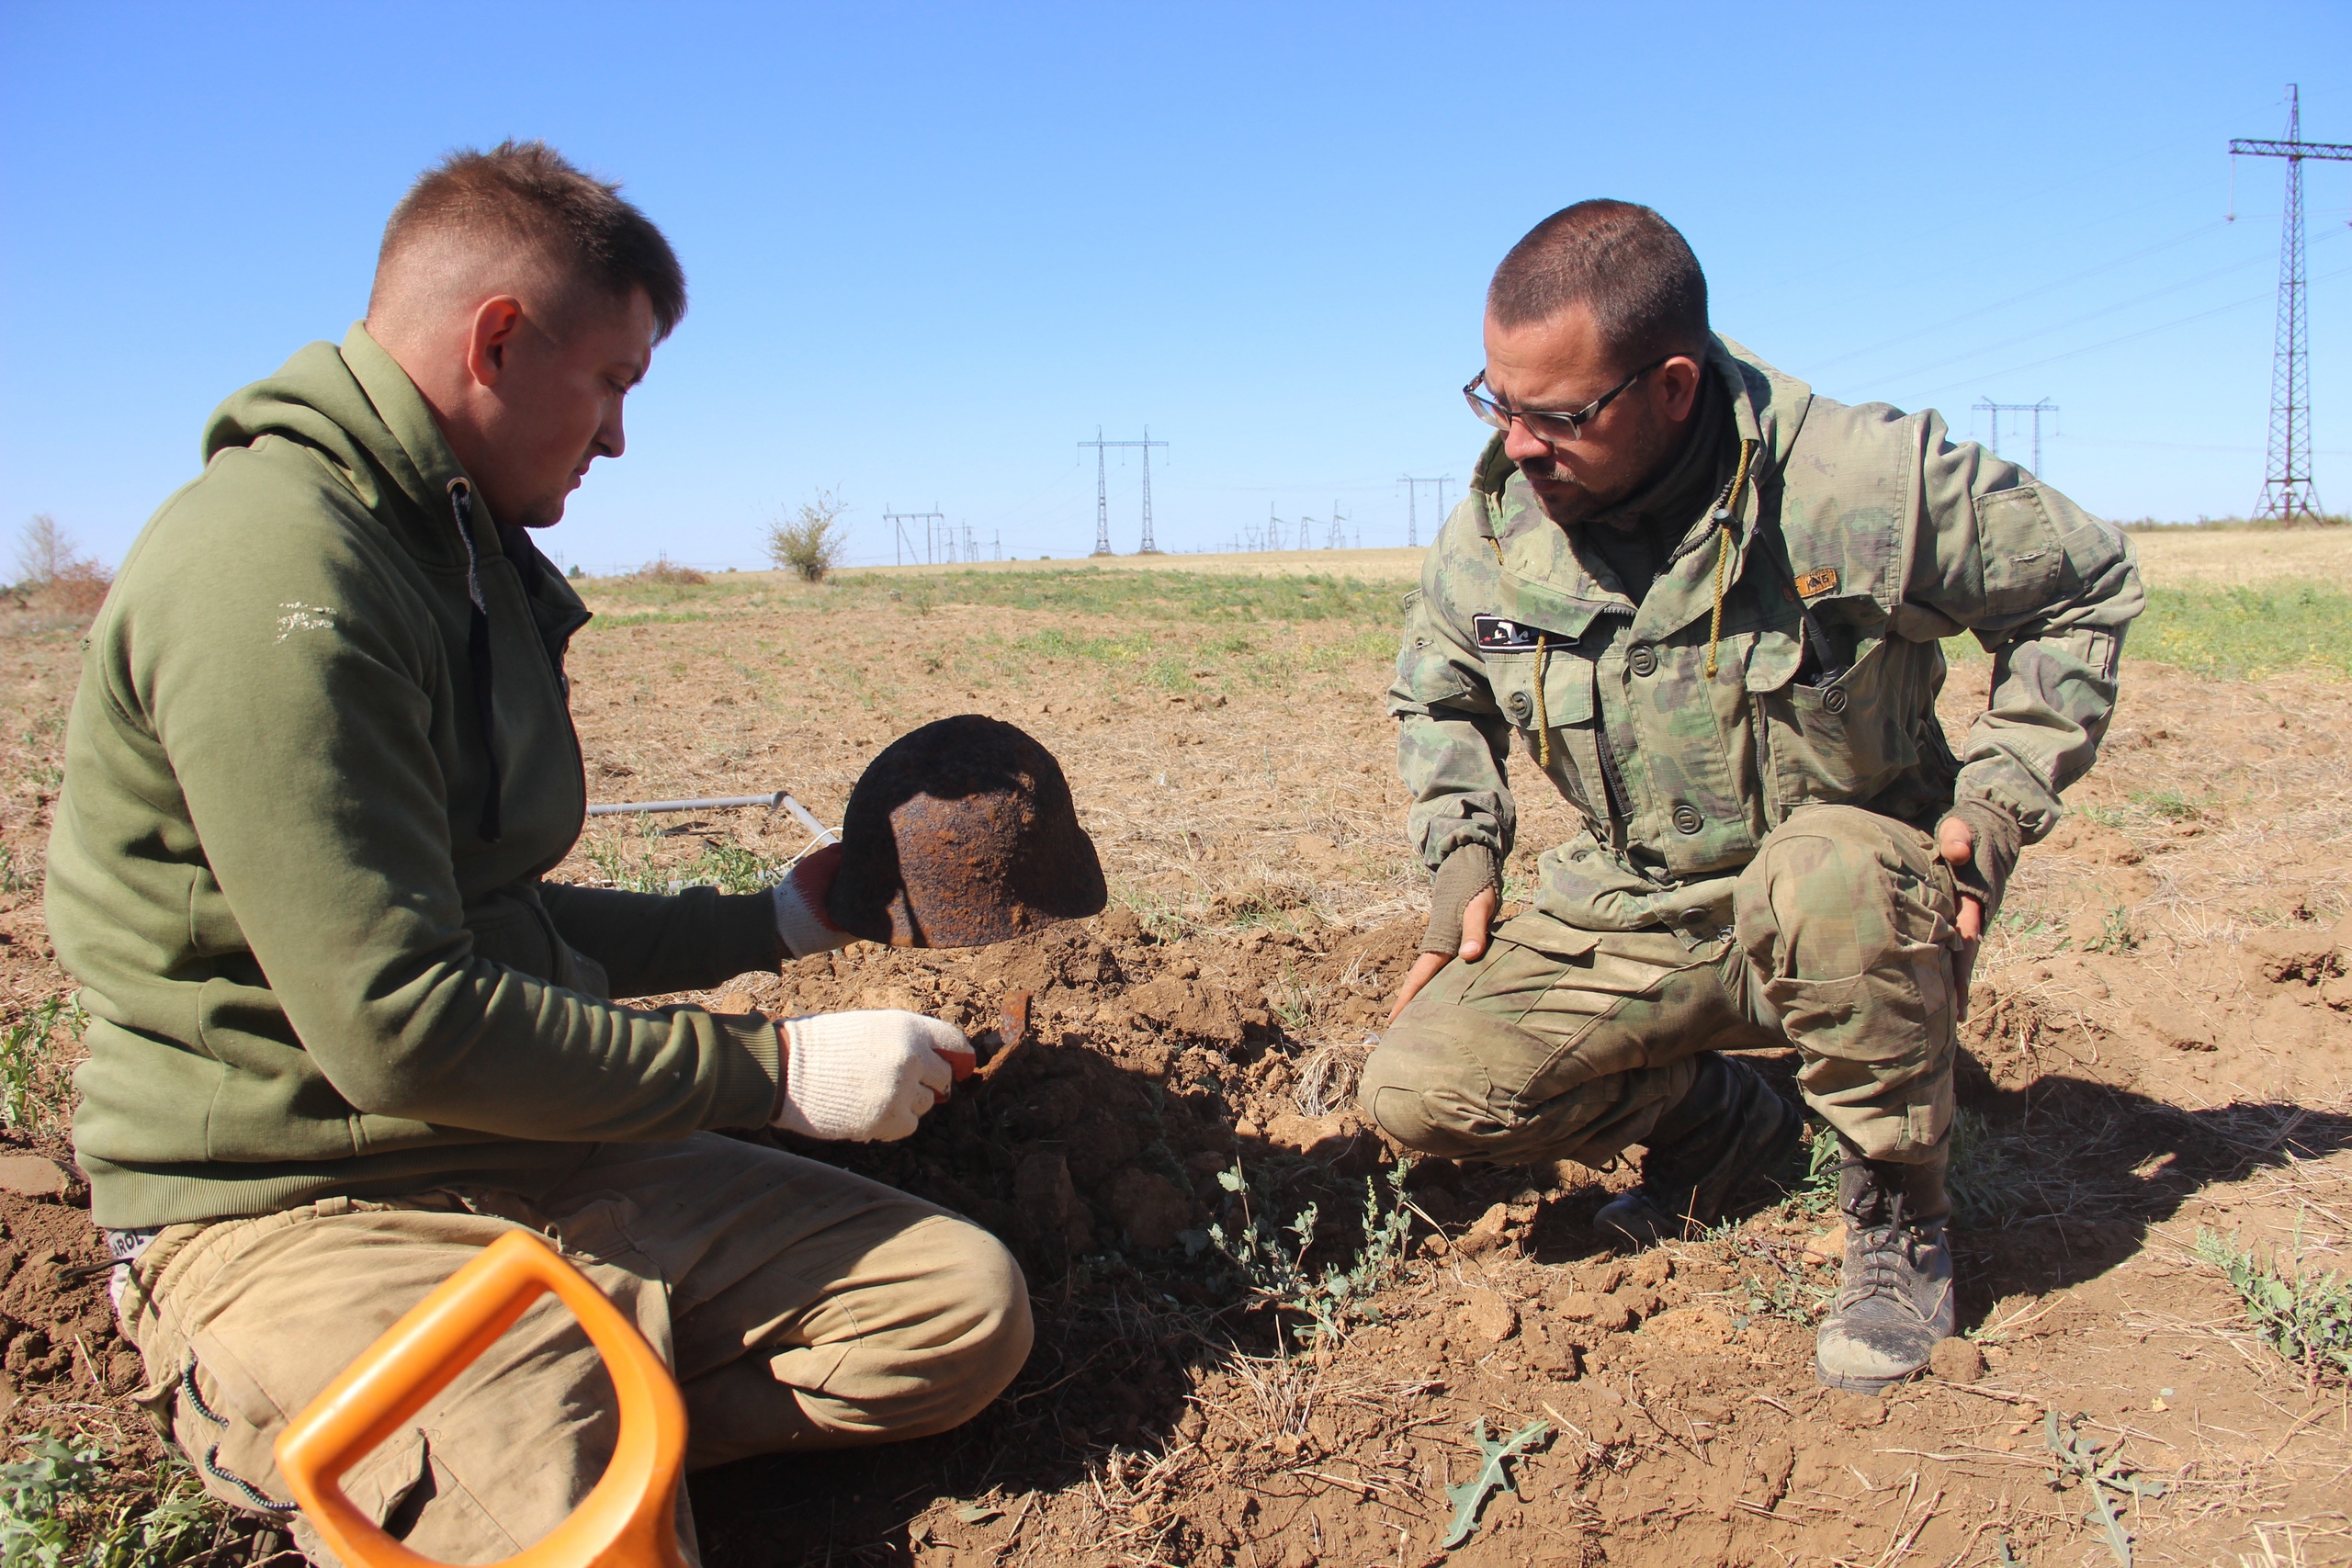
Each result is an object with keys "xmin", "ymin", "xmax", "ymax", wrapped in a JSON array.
[{"xmin": 1360, "ymin": 201, "xmax": 2142, "ymax": 1390}]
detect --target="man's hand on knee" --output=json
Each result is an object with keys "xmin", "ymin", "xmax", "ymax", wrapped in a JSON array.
[
  {"xmin": 774, "ymin": 1010, "xmax": 974, "ymax": 1142},
  {"xmin": 1391, "ymin": 845, "xmax": 1500, "ymax": 1023},
  {"xmin": 1935, "ymin": 798, "xmax": 2021, "ymax": 941},
  {"xmin": 772, "ymin": 842, "xmax": 858, "ymax": 960}
]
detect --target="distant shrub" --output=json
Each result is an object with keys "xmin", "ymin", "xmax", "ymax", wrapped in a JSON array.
[
  {"xmin": 629, "ymin": 557, "xmax": 707, "ymax": 586},
  {"xmin": 7, "ymin": 515, "xmax": 111, "ymax": 617},
  {"xmin": 768, "ymin": 491, "xmax": 849, "ymax": 583}
]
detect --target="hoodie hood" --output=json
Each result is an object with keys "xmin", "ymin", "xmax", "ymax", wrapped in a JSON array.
[{"xmin": 202, "ymin": 324, "xmax": 490, "ymax": 569}]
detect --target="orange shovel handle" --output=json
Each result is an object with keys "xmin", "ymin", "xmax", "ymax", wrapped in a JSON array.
[{"xmin": 273, "ymin": 1230, "xmax": 688, "ymax": 1568}]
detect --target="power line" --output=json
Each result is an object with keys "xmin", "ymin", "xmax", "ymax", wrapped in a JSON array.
[
  {"xmin": 2231, "ymin": 84, "xmax": 2352, "ymax": 520},
  {"xmin": 1805, "ymin": 219, "xmax": 2233, "ymax": 375},
  {"xmin": 1076, "ymin": 428, "xmax": 1169, "ymax": 555},
  {"xmin": 1903, "ymin": 250, "xmax": 2352, "ymax": 400}
]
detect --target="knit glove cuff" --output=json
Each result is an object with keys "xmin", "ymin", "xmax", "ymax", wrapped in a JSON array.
[
  {"xmin": 774, "ymin": 1010, "xmax": 971, "ymax": 1143},
  {"xmin": 1941, "ymin": 797, "xmax": 2022, "ymax": 924},
  {"xmin": 1421, "ymin": 844, "xmax": 1501, "ymax": 956},
  {"xmin": 773, "ymin": 868, "xmax": 854, "ymax": 961}
]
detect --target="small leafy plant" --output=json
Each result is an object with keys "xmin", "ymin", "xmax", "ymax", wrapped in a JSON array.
[
  {"xmin": 1206, "ymin": 1158, "xmax": 1413, "ymax": 1348},
  {"xmin": 0, "ymin": 1433, "xmax": 224, "ymax": 1568},
  {"xmin": 2196, "ymin": 1227, "xmax": 2352, "ymax": 1383},
  {"xmin": 0, "ymin": 998, "xmax": 82, "ymax": 1134}
]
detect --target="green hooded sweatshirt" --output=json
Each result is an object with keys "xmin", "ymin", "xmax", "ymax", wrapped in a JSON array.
[{"xmin": 48, "ymin": 325, "xmax": 786, "ymax": 1229}]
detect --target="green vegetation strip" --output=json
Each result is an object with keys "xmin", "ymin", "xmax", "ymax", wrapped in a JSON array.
[{"xmin": 587, "ymin": 566, "xmax": 2352, "ymax": 682}]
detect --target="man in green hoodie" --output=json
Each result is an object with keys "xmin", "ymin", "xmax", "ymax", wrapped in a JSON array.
[{"xmin": 48, "ymin": 142, "xmax": 1030, "ymax": 1562}]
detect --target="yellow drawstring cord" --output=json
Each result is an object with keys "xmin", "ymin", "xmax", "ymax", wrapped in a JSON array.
[
  {"xmin": 1703, "ymin": 439, "xmax": 1758, "ymax": 679},
  {"xmin": 1533, "ymin": 633, "xmax": 1552, "ymax": 768}
]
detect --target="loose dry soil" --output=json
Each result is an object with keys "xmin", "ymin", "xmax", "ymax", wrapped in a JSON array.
[{"xmin": 1, "ymin": 535, "xmax": 2348, "ymax": 1568}]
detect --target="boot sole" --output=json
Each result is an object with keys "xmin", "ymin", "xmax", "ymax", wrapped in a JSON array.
[{"xmin": 1813, "ymin": 1357, "xmax": 1922, "ymax": 1393}]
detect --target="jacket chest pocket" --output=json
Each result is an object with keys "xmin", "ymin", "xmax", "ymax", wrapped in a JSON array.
[
  {"xmin": 1752, "ymin": 632, "xmax": 1919, "ymax": 812},
  {"xmin": 1491, "ymin": 649, "xmax": 1600, "ymax": 807}
]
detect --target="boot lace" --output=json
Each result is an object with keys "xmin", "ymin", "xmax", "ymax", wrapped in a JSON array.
[{"xmin": 1836, "ymin": 1191, "xmax": 1937, "ymax": 1314}]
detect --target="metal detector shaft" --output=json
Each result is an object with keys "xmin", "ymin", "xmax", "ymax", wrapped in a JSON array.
[{"xmin": 586, "ymin": 791, "xmax": 840, "ymax": 843}]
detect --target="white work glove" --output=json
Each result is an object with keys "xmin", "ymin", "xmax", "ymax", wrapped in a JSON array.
[
  {"xmin": 773, "ymin": 1010, "xmax": 974, "ymax": 1142},
  {"xmin": 773, "ymin": 842, "xmax": 856, "ymax": 960}
]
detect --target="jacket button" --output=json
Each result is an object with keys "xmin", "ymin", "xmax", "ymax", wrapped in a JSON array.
[
  {"xmin": 1671, "ymin": 803, "xmax": 1703, "ymax": 834},
  {"xmin": 1507, "ymin": 691, "xmax": 1532, "ymax": 717},
  {"xmin": 1628, "ymin": 645, "xmax": 1658, "ymax": 678},
  {"xmin": 1822, "ymin": 686, "xmax": 1849, "ymax": 716}
]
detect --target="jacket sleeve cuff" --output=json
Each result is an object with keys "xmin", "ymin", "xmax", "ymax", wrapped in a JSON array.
[
  {"xmin": 1953, "ymin": 757, "xmax": 2061, "ymax": 845},
  {"xmin": 705, "ymin": 1010, "xmax": 785, "ymax": 1129}
]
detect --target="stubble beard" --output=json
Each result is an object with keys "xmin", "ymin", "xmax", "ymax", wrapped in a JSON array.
[{"xmin": 1521, "ymin": 411, "xmax": 1679, "ymax": 527}]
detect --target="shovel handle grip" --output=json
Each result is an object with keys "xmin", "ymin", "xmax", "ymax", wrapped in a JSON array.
[{"xmin": 274, "ymin": 1230, "xmax": 688, "ymax": 1568}]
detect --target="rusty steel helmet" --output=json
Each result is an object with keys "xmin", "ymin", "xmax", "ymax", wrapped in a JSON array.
[{"xmin": 826, "ymin": 714, "xmax": 1106, "ymax": 948}]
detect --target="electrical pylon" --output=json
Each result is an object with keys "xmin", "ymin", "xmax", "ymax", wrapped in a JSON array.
[
  {"xmin": 2231, "ymin": 85, "xmax": 2352, "ymax": 519},
  {"xmin": 1398, "ymin": 476, "xmax": 1453, "ymax": 547},
  {"xmin": 1077, "ymin": 428, "xmax": 1169, "ymax": 554}
]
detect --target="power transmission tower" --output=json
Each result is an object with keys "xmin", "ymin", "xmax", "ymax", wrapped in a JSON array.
[
  {"xmin": 882, "ymin": 505, "xmax": 945, "ymax": 566},
  {"xmin": 2231, "ymin": 85, "xmax": 2352, "ymax": 519},
  {"xmin": 1972, "ymin": 398, "xmax": 2060, "ymax": 476},
  {"xmin": 1327, "ymin": 502, "xmax": 1348, "ymax": 549},
  {"xmin": 1077, "ymin": 428, "xmax": 1169, "ymax": 554},
  {"xmin": 1398, "ymin": 476, "xmax": 1453, "ymax": 547}
]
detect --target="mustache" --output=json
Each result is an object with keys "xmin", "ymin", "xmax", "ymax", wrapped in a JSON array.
[{"xmin": 1518, "ymin": 453, "xmax": 1584, "ymax": 489}]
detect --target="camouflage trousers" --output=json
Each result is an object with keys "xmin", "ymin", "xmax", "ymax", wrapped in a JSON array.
[{"xmin": 1361, "ymin": 806, "xmax": 1963, "ymax": 1168}]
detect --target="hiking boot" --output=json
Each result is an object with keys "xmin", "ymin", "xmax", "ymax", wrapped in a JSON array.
[
  {"xmin": 1594, "ymin": 1053, "xmax": 1803, "ymax": 1247},
  {"xmin": 1815, "ymin": 1145, "xmax": 1956, "ymax": 1392}
]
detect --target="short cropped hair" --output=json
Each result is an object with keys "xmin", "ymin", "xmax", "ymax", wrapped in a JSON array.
[
  {"xmin": 372, "ymin": 140, "xmax": 686, "ymax": 338},
  {"xmin": 1487, "ymin": 200, "xmax": 1707, "ymax": 364}
]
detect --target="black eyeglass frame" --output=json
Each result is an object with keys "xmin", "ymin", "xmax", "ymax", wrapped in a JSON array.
[{"xmin": 1463, "ymin": 355, "xmax": 1672, "ymax": 446}]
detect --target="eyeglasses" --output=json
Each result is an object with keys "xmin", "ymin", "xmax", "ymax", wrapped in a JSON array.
[{"xmin": 1463, "ymin": 356, "xmax": 1670, "ymax": 446}]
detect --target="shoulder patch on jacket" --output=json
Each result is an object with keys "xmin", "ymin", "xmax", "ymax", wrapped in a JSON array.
[
  {"xmin": 1792, "ymin": 568, "xmax": 1840, "ymax": 600},
  {"xmin": 1472, "ymin": 615, "xmax": 1571, "ymax": 650}
]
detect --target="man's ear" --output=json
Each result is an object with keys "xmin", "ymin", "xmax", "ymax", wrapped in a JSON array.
[
  {"xmin": 464, "ymin": 296, "xmax": 526, "ymax": 389},
  {"xmin": 1657, "ymin": 355, "xmax": 1704, "ymax": 423}
]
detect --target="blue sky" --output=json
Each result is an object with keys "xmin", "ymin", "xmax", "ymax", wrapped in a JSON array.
[{"xmin": 4, "ymin": 3, "xmax": 2348, "ymax": 570}]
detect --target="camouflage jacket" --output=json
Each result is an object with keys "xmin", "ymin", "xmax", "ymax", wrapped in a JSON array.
[{"xmin": 1390, "ymin": 336, "xmax": 2143, "ymax": 934}]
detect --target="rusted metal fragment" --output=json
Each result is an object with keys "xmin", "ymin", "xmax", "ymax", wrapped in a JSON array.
[
  {"xmin": 975, "ymin": 990, "xmax": 1033, "ymax": 1083},
  {"xmin": 827, "ymin": 716, "xmax": 1106, "ymax": 948}
]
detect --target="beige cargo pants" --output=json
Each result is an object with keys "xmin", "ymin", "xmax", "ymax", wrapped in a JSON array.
[
  {"xmin": 116, "ymin": 1134, "xmax": 1032, "ymax": 1567},
  {"xmin": 1363, "ymin": 805, "xmax": 1964, "ymax": 1168}
]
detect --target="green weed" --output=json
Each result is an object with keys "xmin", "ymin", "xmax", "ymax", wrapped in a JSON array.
[
  {"xmin": 0, "ymin": 998, "xmax": 81, "ymax": 1134},
  {"xmin": 2196, "ymin": 1227, "xmax": 2352, "ymax": 1382},
  {"xmin": 2127, "ymin": 788, "xmax": 2204, "ymax": 823},
  {"xmin": 0, "ymin": 1434, "xmax": 226, "ymax": 1568},
  {"xmin": 0, "ymin": 844, "xmax": 37, "ymax": 895},
  {"xmin": 1205, "ymin": 1159, "xmax": 1414, "ymax": 1350},
  {"xmin": 1784, "ymin": 1122, "xmax": 1843, "ymax": 1219},
  {"xmin": 2083, "ymin": 904, "xmax": 2138, "ymax": 955},
  {"xmin": 576, "ymin": 818, "xmax": 791, "ymax": 897}
]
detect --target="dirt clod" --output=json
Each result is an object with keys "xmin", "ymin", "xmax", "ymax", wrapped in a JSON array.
[
  {"xmin": 1929, "ymin": 1336, "xmax": 1985, "ymax": 1382},
  {"xmin": 0, "ymin": 1155, "xmax": 73, "ymax": 1199},
  {"xmin": 1462, "ymin": 1287, "xmax": 1518, "ymax": 1343}
]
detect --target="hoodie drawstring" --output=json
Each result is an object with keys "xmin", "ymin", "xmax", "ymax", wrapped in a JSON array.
[
  {"xmin": 448, "ymin": 482, "xmax": 503, "ymax": 843},
  {"xmin": 1703, "ymin": 439, "xmax": 1758, "ymax": 680}
]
